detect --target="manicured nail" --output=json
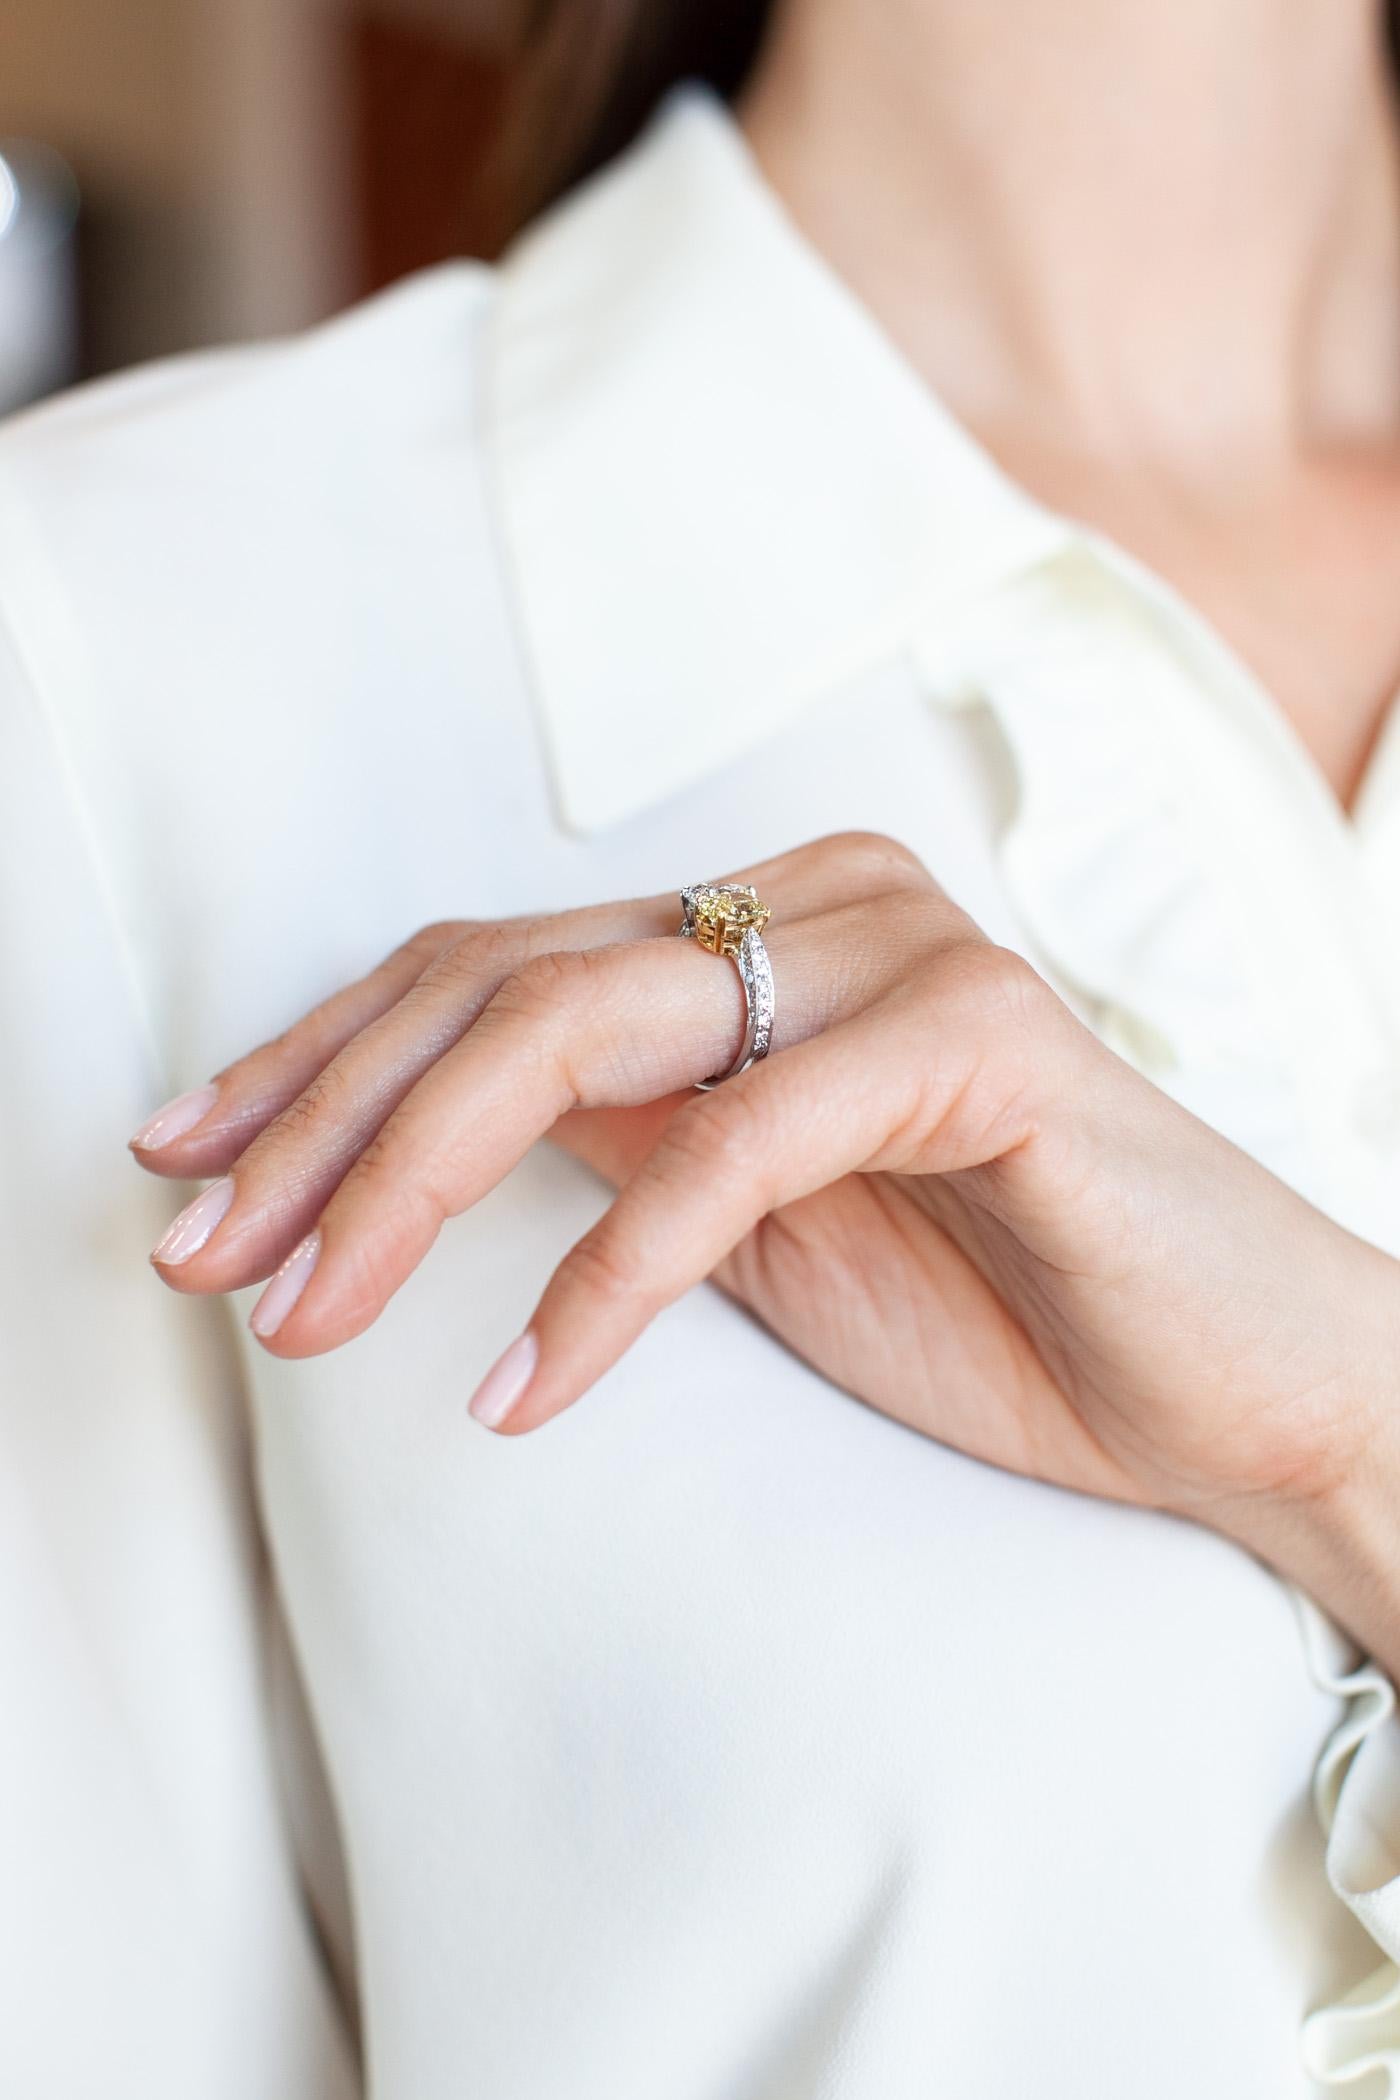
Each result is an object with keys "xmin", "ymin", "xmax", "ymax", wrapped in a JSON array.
[
  {"xmin": 150, "ymin": 1176, "xmax": 235, "ymax": 1265},
  {"xmin": 130, "ymin": 1083, "xmax": 220, "ymax": 1152},
  {"xmin": 249, "ymin": 1231, "xmax": 321, "ymax": 1340},
  {"xmin": 468, "ymin": 1330, "xmax": 539, "ymax": 1430}
]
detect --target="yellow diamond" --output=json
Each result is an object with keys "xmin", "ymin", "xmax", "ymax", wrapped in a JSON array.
[{"xmin": 691, "ymin": 883, "xmax": 771, "ymax": 958}]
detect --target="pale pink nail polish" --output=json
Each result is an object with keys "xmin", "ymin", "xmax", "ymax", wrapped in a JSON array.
[
  {"xmin": 249, "ymin": 1231, "xmax": 321, "ymax": 1340},
  {"xmin": 150, "ymin": 1176, "xmax": 235, "ymax": 1265},
  {"xmin": 468, "ymin": 1330, "xmax": 539, "ymax": 1430},
  {"xmin": 130, "ymin": 1084, "xmax": 220, "ymax": 1152}
]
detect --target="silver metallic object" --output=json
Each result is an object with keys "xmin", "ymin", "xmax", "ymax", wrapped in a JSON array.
[
  {"xmin": 0, "ymin": 140, "xmax": 81, "ymax": 415},
  {"xmin": 678, "ymin": 881, "xmax": 776, "ymax": 1090}
]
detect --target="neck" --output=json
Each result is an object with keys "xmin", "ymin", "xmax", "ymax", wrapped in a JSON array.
[{"xmin": 736, "ymin": 0, "xmax": 1400, "ymax": 469}]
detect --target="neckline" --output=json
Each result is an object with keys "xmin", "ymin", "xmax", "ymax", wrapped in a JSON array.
[
  {"xmin": 1075, "ymin": 522, "xmax": 1400, "ymax": 859},
  {"xmin": 706, "ymin": 79, "xmax": 1400, "ymax": 859}
]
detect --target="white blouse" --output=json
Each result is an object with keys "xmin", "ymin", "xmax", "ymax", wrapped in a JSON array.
[{"xmin": 4, "ymin": 78, "xmax": 1400, "ymax": 2100}]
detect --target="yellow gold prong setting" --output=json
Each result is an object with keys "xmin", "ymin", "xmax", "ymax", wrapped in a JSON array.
[{"xmin": 679, "ymin": 881, "xmax": 772, "ymax": 960}]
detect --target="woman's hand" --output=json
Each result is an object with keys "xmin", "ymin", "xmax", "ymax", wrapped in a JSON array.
[{"xmin": 130, "ymin": 832, "xmax": 1400, "ymax": 1650}]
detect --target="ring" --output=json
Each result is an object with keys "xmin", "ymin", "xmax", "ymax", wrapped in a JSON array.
[{"xmin": 678, "ymin": 881, "xmax": 775, "ymax": 1090}]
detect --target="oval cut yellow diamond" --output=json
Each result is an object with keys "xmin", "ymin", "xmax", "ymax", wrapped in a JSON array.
[{"xmin": 690, "ymin": 882, "xmax": 771, "ymax": 958}]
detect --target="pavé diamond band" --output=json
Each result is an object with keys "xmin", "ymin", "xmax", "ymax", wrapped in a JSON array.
[{"xmin": 678, "ymin": 881, "xmax": 776, "ymax": 1091}]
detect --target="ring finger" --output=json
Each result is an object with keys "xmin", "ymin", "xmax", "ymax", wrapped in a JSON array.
[{"xmin": 167, "ymin": 890, "xmax": 928, "ymax": 1349}]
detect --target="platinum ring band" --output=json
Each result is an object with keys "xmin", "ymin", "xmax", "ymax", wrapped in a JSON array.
[
  {"xmin": 679, "ymin": 881, "xmax": 776, "ymax": 1090},
  {"xmin": 696, "ymin": 924, "xmax": 775, "ymax": 1090}
]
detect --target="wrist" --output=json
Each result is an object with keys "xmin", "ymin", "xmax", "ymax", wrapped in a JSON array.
[
  {"xmin": 1260, "ymin": 1466, "xmax": 1400, "ymax": 1684},
  {"xmin": 1224, "ymin": 1293, "xmax": 1400, "ymax": 1681}
]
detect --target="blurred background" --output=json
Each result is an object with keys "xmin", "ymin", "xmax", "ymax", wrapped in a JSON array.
[{"xmin": 1, "ymin": 0, "xmax": 520, "ymax": 415}]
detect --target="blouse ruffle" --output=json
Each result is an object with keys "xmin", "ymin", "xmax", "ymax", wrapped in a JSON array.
[
  {"xmin": 910, "ymin": 556, "xmax": 1316, "ymax": 1192},
  {"xmin": 911, "ymin": 550, "xmax": 1400, "ymax": 2093},
  {"xmin": 1295, "ymin": 1596, "xmax": 1400, "ymax": 2092}
]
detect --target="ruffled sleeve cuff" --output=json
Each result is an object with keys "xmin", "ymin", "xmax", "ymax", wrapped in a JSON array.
[{"xmin": 1295, "ymin": 1592, "xmax": 1400, "ymax": 2089}]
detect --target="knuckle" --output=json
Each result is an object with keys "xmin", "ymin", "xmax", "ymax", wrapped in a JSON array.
[
  {"xmin": 338, "ymin": 1126, "xmax": 395, "ymax": 1194},
  {"xmin": 257, "ymin": 1013, "xmax": 317, "ymax": 1071},
  {"xmin": 820, "ymin": 828, "xmax": 932, "ymax": 890},
  {"xmin": 396, "ymin": 919, "xmax": 472, "ymax": 971},
  {"xmin": 662, "ymin": 1086, "xmax": 766, "ymax": 1189},
  {"xmin": 491, "ymin": 945, "xmax": 606, "ymax": 1023},
  {"xmin": 880, "ymin": 884, "xmax": 958, "ymax": 961},
  {"xmin": 911, "ymin": 942, "xmax": 1061, "ymax": 1159},
  {"xmin": 564, "ymin": 1226, "xmax": 647, "ymax": 1311},
  {"xmin": 477, "ymin": 947, "xmax": 617, "ymax": 1114},
  {"xmin": 418, "ymin": 921, "xmax": 523, "ymax": 998},
  {"xmin": 338, "ymin": 1126, "xmax": 444, "ymax": 1229},
  {"xmin": 265, "ymin": 1058, "xmax": 357, "ymax": 1149},
  {"xmin": 933, "ymin": 938, "xmax": 1048, "ymax": 1031}
]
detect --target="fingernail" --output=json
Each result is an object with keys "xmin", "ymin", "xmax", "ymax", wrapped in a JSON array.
[
  {"xmin": 468, "ymin": 1330, "xmax": 539, "ymax": 1431},
  {"xmin": 130, "ymin": 1083, "xmax": 220, "ymax": 1151},
  {"xmin": 249, "ymin": 1231, "xmax": 321, "ymax": 1340},
  {"xmin": 151, "ymin": 1176, "xmax": 235, "ymax": 1265}
]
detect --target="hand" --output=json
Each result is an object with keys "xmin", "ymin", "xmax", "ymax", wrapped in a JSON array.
[{"xmin": 130, "ymin": 833, "xmax": 1400, "ymax": 1641}]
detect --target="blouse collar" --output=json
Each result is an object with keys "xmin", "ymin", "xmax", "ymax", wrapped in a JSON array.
[{"xmin": 485, "ymin": 78, "xmax": 1072, "ymax": 836}]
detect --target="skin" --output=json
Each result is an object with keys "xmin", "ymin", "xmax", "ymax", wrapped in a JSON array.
[
  {"xmin": 133, "ymin": 1, "xmax": 1400, "ymax": 1673},
  {"xmin": 738, "ymin": 0, "xmax": 1400, "ymax": 809}
]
